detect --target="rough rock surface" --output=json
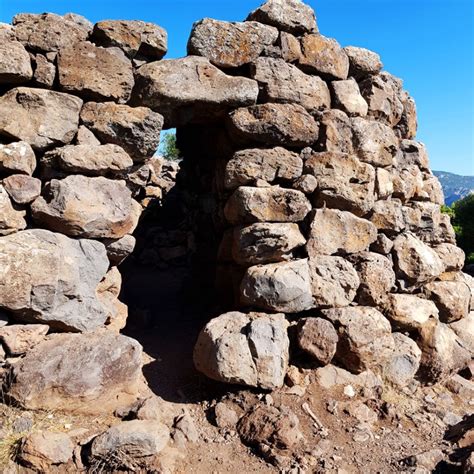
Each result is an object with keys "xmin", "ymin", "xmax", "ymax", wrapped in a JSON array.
[
  {"xmin": 385, "ymin": 294, "xmax": 439, "ymax": 330},
  {"xmin": 194, "ymin": 312, "xmax": 289, "ymax": 389},
  {"xmin": 0, "ymin": 229, "xmax": 108, "ymax": 332},
  {"xmin": 344, "ymin": 46, "xmax": 383, "ymax": 79},
  {"xmin": 3, "ymin": 175, "xmax": 41, "ymax": 204},
  {"xmin": 424, "ymin": 280, "xmax": 470, "ymax": 323},
  {"xmin": 0, "ymin": 186, "xmax": 27, "ymax": 235},
  {"xmin": 8, "ymin": 330, "xmax": 143, "ymax": 414},
  {"xmin": 31, "ymin": 175, "xmax": 140, "ymax": 239},
  {"xmin": 0, "ymin": 40, "xmax": 32, "ymax": 84},
  {"xmin": 384, "ymin": 333, "xmax": 422, "ymax": 387},
  {"xmin": 0, "ymin": 141, "xmax": 36, "ymax": 175},
  {"xmin": 331, "ymin": 79, "xmax": 368, "ymax": 117},
  {"xmin": 0, "ymin": 324, "xmax": 49, "ymax": 356},
  {"xmin": 0, "ymin": 88, "xmax": 82, "ymax": 151},
  {"xmin": 188, "ymin": 19, "xmax": 278, "ymax": 68},
  {"xmin": 297, "ymin": 317, "xmax": 338, "ymax": 365}
]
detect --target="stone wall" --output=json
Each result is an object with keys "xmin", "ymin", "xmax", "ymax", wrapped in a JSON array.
[{"xmin": 0, "ymin": 0, "xmax": 472, "ymax": 421}]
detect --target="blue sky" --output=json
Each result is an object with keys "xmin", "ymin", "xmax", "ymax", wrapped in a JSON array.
[{"xmin": 1, "ymin": 0, "xmax": 473, "ymax": 175}]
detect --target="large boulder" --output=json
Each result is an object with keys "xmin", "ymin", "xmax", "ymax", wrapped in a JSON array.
[
  {"xmin": 309, "ymin": 256, "xmax": 360, "ymax": 308},
  {"xmin": 384, "ymin": 333, "xmax": 422, "ymax": 387},
  {"xmin": 0, "ymin": 88, "xmax": 82, "ymax": 151},
  {"xmin": 0, "ymin": 229, "xmax": 109, "ymax": 332},
  {"xmin": 247, "ymin": 0, "xmax": 318, "ymax": 35},
  {"xmin": 315, "ymin": 109, "xmax": 354, "ymax": 154},
  {"xmin": 304, "ymin": 151, "xmax": 376, "ymax": 216},
  {"xmin": 343, "ymin": 46, "xmax": 382, "ymax": 79},
  {"xmin": 92, "ymin": 20, "xmax": 167, "ymax": 59},
  {"xmin": 227, "ymin": 103, "xmax": 319, "ymax": 147},
  {"xmin": 31, "ymin": 175, "xmax": 141, "ymax": 239},
  {"xmin": 57, "ymin": 41, "xmax": 134, "ymax": 103},
  {"xmin": 370, "ymin": 199, "xmax": 405, "ymax": 234},
  {"xmin": 297, "ymin": 317, "xmax": 338, "ymax": 365},
  {"xmin": 250, "ymin": 57, "xmax": 330, "ymax": 113},
  {"xmin": 7, "ymin": 330, "xmax": 143, "ymax": 414},
  {"xmin": 331, "ymin": 79, "xmax": 368, "ymax": 117},
  {"xmin": 306, "ymin": 208, "xmax": 377, "ymax": 256},
  {"xmin": 80, "ymin": 102, "xmax": 163, "ymax": 161},
  {"xmin": 322, "ymin": 306, "xmax": 394, "ymax": 373},
  {"xmin": 0, "ymin": 324, "xmax": 49, "ymax": 356},
  {"xmin": 3, "ymin": 175, "xmax": 41, "ymax": 205},
  {"xmin": 240, "ymin": 259, "xmax": 313, "ymax": 313},
  {"xmin": 193, "ymin": 311, "xmax": 289, "ymax": 390},
  {"xmin": 0, "ymin": 40, "xmax": 32, "ymax": 84},
  {"xmin": 298, "ymin": 34, "xmax": 349, "ymax": 80},
  {"xmin": 224, "ymin": 186, "xmax": 311, "ymax": 224},
  {"xmin": 0, "ymin": 141, "xmax": 36, "ymax": 175},
  {"xmin": 224, "ymin": 147, "xmax": 303, "ymax": 189},
  {"xmin": 133, "ymin": 56, "xmax": 258, "ymax": 127},
  {"xmin": 0, "ymin": 186, "xmax": 27, "ymax": 235},
  {"xmin": 187, "ymin": 19, "xmax": 278, "ymax": 68},
  {"xmin": 232, "ymin": 223, "xmax": 306, "ymax": 265},
  {"xmin": 424, "ymin": 280, "xmax": 471, "ymax": 323},
  {"xmin": 385, "ymin": 294, "xmax": 439, "ymax": 331},
  {"xmin": 13, "ymin": 13, "xmax": 91, "ymax": 53}
]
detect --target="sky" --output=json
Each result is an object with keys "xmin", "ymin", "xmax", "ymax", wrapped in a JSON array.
[{"xmin": 0, "ymin": 0, "xmax": 473, "ymax": 175}]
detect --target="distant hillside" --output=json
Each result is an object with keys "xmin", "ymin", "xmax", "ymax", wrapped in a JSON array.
[{"xmin": 434, "ymin": 171, "xmax": 474, "ymax": 205}]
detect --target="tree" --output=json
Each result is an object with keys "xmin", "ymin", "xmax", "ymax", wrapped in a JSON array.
[{"xmin": 161, "ymin": 132, "xmax": 181, "ymax": 161}]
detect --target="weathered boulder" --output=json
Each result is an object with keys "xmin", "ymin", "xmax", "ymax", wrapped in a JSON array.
[
  {"xmin": 384, "ymin": 294, "xmax": 439, "ymax": 331},
  {"xmin": 384, "ymin": 333, "xmax": 422, "ymax": 387},
  {"xmin": 434, "ymin": 243, "xmax": 465, "ymax": 273},
  {"xmin": 188, "ymin": 19, "xmax": 278, "ymax": 68},
  {"xmin": 19, "ymin": 431, "xmax": 74, "ymax": 472},
  {"xmin": 322, "ymin": 306, "xmax": 394, "ymax": 373},
  {"xmin": 393, "ymin": 233, "xmax": 444, "ymax": 284},
  {"xmin": 297, "ymin": 317, "xmax": 338, "ymax": 365},
  {"xmin": 32, "ymin": 53, "xmax": 56, "ymax": 88},
  {"xmin": 90, "ymin": 420, "xmax": 169, "ymax": 469},
  {"xmin": 80, "ymin": 102, "xmax": 163, "ymax": 161},
  {"xmin": 331, "ymin": 79, "xmax": 368, "ymax": 117},
  {"xmin": 306, "ymin": 208, "xmax": 377, "ymax": 256},
  {"xmin": 247, "ymin": 0, "xmax": 317, "ymax": 35},
  {"xmin": 224, "ymin": 147, "xmax": 303, "ymax": 189},
  {"xmin": 250, "ymin": 57, "xmax": 331, "ymax": 113},
  {"xmin": 417, "ymin": 322, "xmax": 471, "ymax": 383},
  {"xmin": 241, "ymin": 259, "xmax": 313, "ymax": 313},
  {"xmin": 396, "ymin": 92, "xmax": 417, "ymax": 139},
  {"xmin": 398, "ymin": 140, "xmax": 429, "ymax": 170},
  {"xmin": 304, "ymin": 151, "xmax": 375, "ymax": 216},
  {"xmin": 232, "ymin": 223, "xmax": 306, "ymax": 265},
  {"xmin": 450, "ymin": 311, "xmax": 474, "ymax": 355},
  {"xmin": 0, "ymin": 186, "xmax": 27, "ymax": 235},
  {"xmin": 133, "ymin": 56, "xmax": 258, "ymax": 127},
  {"xmin": 309, "ymin": 256, "xmax": 360, "ymax": 308},
  {"xmin": 7, "ymin": 330, "xmax": 143, "ymax": 414},
  {"xmin": 352, "ymin": 116, "xmax": 399, "ymax": 167},
  {"xmin": 375, "ymin": 168, "xmax": 394, "ymax": 199},
  {"xmin": 370, "ymin": 233, "xmax": 394, "ymax": 255},
  {"xmin": 103, "ymin": 235, "xmax": 137, "ymax": 266},
  {"xmin": 31, "ymin": 175, "xmax": 140, "ymax": 239},
  {"xmin": 292, "ymin": 174, "xmax": 318, "ymax": 194},
  {"xmin": 392, "ymin": 165, "xmax": 424, "ymax": 202},
  {"xmin": 224, "ymin": 186, "xmax": 311, "ymax": 224},
  {"xmin": 299, "ymin": 34, "xmax": 349, "ymax": 80},
  {"xmin": 58, "ymin": 41, "xmax": 134, "ymax": 103},
  {"xmin": 97, "ymin": 267, "xmax": 128, "ymax": 332},
  {"xmin": 315, "ymin": 109, "xmax": 354, "ymax": 154},
  {"xmin": 343, "ymin": 46, "xmax": 382, "ymax": 79},
  {"xmin": 0, "ymin": 40, "xmax": 32, "ymax": 84},
  {"xmin": 0, "ymin": 88, "xmax": 82, "ymax": 151},
  {"xmin": 13, "ymin": 13, "xmax": 91, "ymax": 53},
  {"xmin": 370, "ymin": 199, "xmax": 405, "ymax": 234},
  {"xmin": 3, "ymin": 175, "xmax": 41, "ymax": 204},
  {"xmin": 41, "ymin": 144, "xmax": 133, "ymax": 177},
  {"xmin": 424, "ymin": 281, "xmax": 470, "ymax": 323},
  {"xmin": 92, "ymin": 20, "xmax": 167, "ymax": 59},
  {"xmin": 227, "ymin": 103, "xmax": 319, "ymax": 147},
  {"xmin": 193, "ymin": 311, "xmax": 289, "ymax": 389},
  {"xmin": 279, "ymin": 31, "xmax": 303, "ymax": 63},
  {"xmin": 0, "ymin": 141, "xmax": 36, "ymax": 176},
  {"xmin": 0, "ymin": 324, "xmax": 49, "ymax": 356},
  {"xmin": 0, "ymin": 229, "xmax": 109, "ymax": 332},
  {"xmin": 349, "ymin": 252, "xmax": 396, "ymax": 306}
]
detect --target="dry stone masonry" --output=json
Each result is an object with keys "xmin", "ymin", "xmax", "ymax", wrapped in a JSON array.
[{"xmin": 0, "ymin": 0, "xmax": 472, "ymax": 470}]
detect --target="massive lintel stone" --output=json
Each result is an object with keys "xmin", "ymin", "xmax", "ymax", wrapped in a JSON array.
[
  {"xmin": 0, "ymin": 40, "xmax": 33, "ymax": 84},
  {"xmin": 31, "ymin": 175, "xmax": 140, "ymax": 239},
  {"xmin": 240, "ymin": 259, "xmax": 313, "ymax": 313},
  {"xmin": 80, "ymin": 102, "xmax": 163, "ymax": 161},
  {"xmin": 227, "ymin": 103, "xmax": 319, "ymax": 147},
  {"xmin": 57, "ymin": 41, "xmax": 135, "ymax": 103},
  {"xmin": 249, "ymin": 57, "xmax": 331, "ymax": 113},
  {"xmin": 133, "ymin": 56, "xmax": 258, "ymax": 127},
  {"xmin": 232, "ymin": 223, "xmax": 306, "ymax": 265},
  {"xmin": 7, "ymin": 330, "xmax": 143, "ymax": 414},
  {"xmin": 194, "ymin": 311, "xmax": 289, "ymax": 390},
  {"xmin": 92, "ymin": 20, "xmax": 167, "ymax": 59},
  {"xmin": 298, "ymin": 34, "xmax": 349, "ymax": 80},
  {"xmin": 187, "ymin": 19, "xmax": 278, "ymax": 68},
  {"xmin": 13, "ymin": 13, "xmax": 91, "ymax": 53},
  {"xmin": 306, "ymin": 208, "xmax": 377, "ymax": 256},
  {"xmin": 0, "ymin": 88, "xmax": 82, "ymax": 151},
  {"xmin": 224, "ymin": 186, "xmax": 311, "ymax": 224},
  {"xmin": 304, "ymin": 151, "xmax": 376, "ymax": 216},
  {"xmin": 224, "ymin": 147, "xmax": 303, "ymax": 189},
  {"xmin": 0, "ymin": 229, "xmax": 108, "ymax": 332},
  {"xmin": 41, "ymin": 144, "xmax": 133, "ymax": 177},
  {"xmin": 247, "ymin": 0, "xmax": 318, "ymax": 35}
]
